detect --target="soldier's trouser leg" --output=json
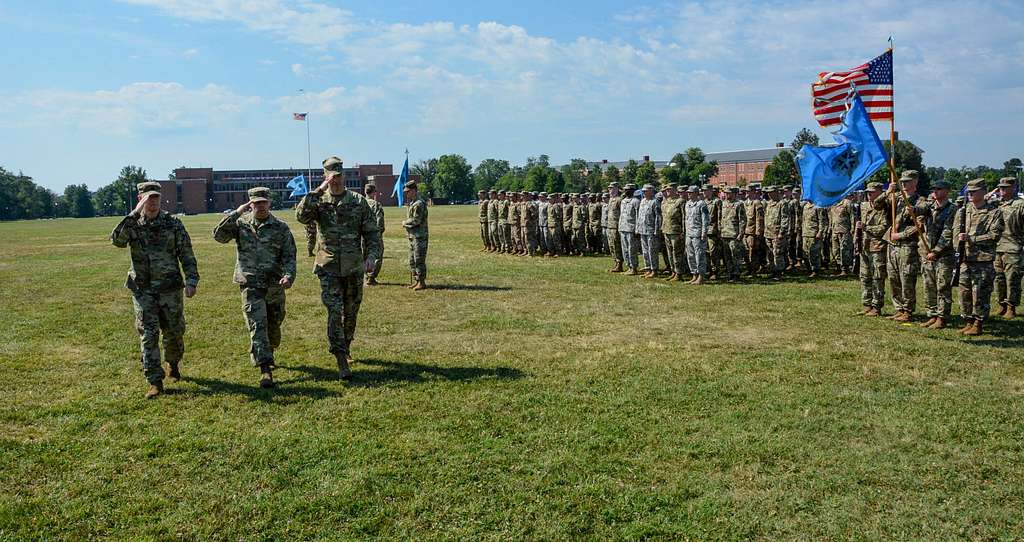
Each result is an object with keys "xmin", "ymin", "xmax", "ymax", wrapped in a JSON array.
[
  {"xmin": 304, "ymin": 223, "xmax": 317, "ymax": 256},
  {"xmin": 706, "ymin": 236, "xmax": 720, "ymax": 275},
  {"xmin": 859, "ymin": 252, "xmax": 883, "ymax": 309},
  {"xmin": 132, "ymin": 289, "xmax": 184, "ymax": 384},
  {"xmin": 960, "ymin": 261, "xmax": 995, "ymax": 321},
  {"xmin": 409, "ymin": 236, "xmax": 428, "ymax": 281},
  {"xmin": 610, "ymin": 229, "xmax": 623, "ymax": 264},
  {"xmin": 489, "ymin": 223, "xmax": 500, "ymax": 249},
  {"xmin": 995, "ymin": 251, "xmax": 1023, "ymax": 307},
  {"xmin": 503, "ymin": 225, "xmax": 513, "ymax": 251},
  {"xmin": 922, "ymin": 259, "xmax": 939, "ymax": 318},
  {"xmin": 833, "ymin": 234, "xmax": 853, "ymax": 271},
  {"xmin": 363, "ymin": 238, "xmax": 383, "ymax": 281},
  {"xmin": 766, "ymin": 236, "xmax": 787, "ymax": 273},
  {"xmin": 319, "ymin": 273, "xmax": 363, "ymax": 357},
  {"xmin": 744, "ymin": 236, "xmax": 759, "ymax": 273},
  {"xmin": 888, "ymin": 245, "xmax": 920, "ymax": 313},
  {"xmin": 640, "ymin": 234, "xmax": 656, "ymax": 270},
  {"xmin": 526, "ymin": 228, "xmax": 538, "ymax": 255},
  {"xmin": 686, "ymin": 236, "xmax": 708, "ymax": 276},
  {"xmin": 922, "ymin": 256, "xmax": 955, "ymax": 318},
  {"xmin": 802, "ymin": 237, "xmax": 822, "ymax": 272},
  {"xmin": 620, "ymin": 232, "xmax": 638, "ymax": 270},
  {"xmin": 241, "ymin": 286, "xmax": 285, "ymax": 367},
  {"xmin": 481, "ymin": 222, "xmax": 490, "ymax": 248},
  {"xmin": 725, "ymin": 238, "xmax": 744, "ymax": 277}
]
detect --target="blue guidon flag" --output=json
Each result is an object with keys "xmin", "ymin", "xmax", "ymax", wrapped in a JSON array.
[
  {"xmin": 797, "ymin": 92, "xmax": 888, "ymax": 207},
  {"xmin": 391, "ymin": 155, "xmax": 408, "ymax": 207},
  {"xmin": 287, "ymin": 174, "xmax": 308, "ymax": 198}
]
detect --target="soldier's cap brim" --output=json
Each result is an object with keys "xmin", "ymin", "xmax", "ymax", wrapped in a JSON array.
[
  {"xmin": 249, "ymin": 196, "xmax": 270, "ymax": 202},
  {"xmin": 140, "ymin": 190, "xmax": 162, "ymax": 199}
]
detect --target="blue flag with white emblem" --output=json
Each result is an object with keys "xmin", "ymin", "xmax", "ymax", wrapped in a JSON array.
[
  {"xmin": 287, "ymin": 175, "xmax": 308, "ymax": 198},
  {"xmin": 391, "ymin": 157, "xmax": 408, "ymax": 207},
  {"xmin": 797, "ymin": 93, "xmax": 887, "ymax": 207}
]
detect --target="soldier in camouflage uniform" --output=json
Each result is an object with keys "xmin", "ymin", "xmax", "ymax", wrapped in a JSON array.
[
  {"xmin": 522, "ymin": 192, "xmax": 539, "ymax": 256},
  {"xmin": 856, "ymin": 183, "xmax": 889, "ymax": 316},
  {"xmin": 661, "ymin": 184, "xmax": 685, "ymax": 281},
  {"xmin": 873, "ymin": 170, "xmax": 930, "ymax": 322},
  {"xmin": 364, "ymin": 184, "xmax": 385, "ymax": 286},
  {"xmin": 498, "ymin": 191, "xmax": 511, "ymax": 253},
  {"xmin": 111, "ymin": 181, "xmax": 199, "ymax": 399},
  {"xmin": 547, "ymin": 192, "xmax": 564, "ymax": 257},
  {"xmin": 684, "ymin": 185, "xmax": 711, "ymax": 284},
  {"xmin": 487, "ymin": 189, "xmax": 500, "ymax": 252},
  {"xmin": 600, "ymin": 193, "xmax": 610, "ymax": 255},
  {"xmin": 955, "ymin": 179, "xmax": 1005, "ymax": 336},
  {"xmin": 588, "ymin": 193, "xmax": 603, "ymax": 255},
  {"xmin": 637, "ymin": 184, "xmax": 660, "ymax": 278},
  {"xmin": 537, "ymin": 192, "xmax": 550, "ymax": 256},
  {"xmin": 703, "ymin": 184, "xmax": 723, "ymax": 279},
  {"xmin": 720, "ymin": 187, "xmax": 747, "ymax": 281},
  {"xmin": 995, "ymin": 177, "xmax": 1024, "ymax": 319},
  {"xmin": 478, "ymin": 190, "xmax": 491, "ymax": 253},
  {"xmin": 571, "ymin": 193, "xmax": 588, "ymax": 255},
  {"xmin": 828, "ymin": 194, "xmax": 855, "ymax": 276},
  {"xmin": 801, "ymin": 200, "xmax": 828, "ymax": 278},
  {"xmin": 618, "ymin": 184, "xmax": 641, "ymax": 275},
  {"xmin": 606, "ymin": 183, "xmax": 624, "ymax": 272},
  {"xmin": 764, "ymin": 185, "xmax": 792, "ymax": 281},
  {"xmin": 403, "ymin": 181, "xmax": 429, "ymax": 289},
  {"xmin": 916, "ymin": 180, "xmax": 957, "ymax": 329},
  {"xmin": 213, "ymin": 186, "xmax": 297, "ymax": 388},
  {"xmin": 743, "ymin": 184, "xmax": 766, "ymax": 276},
  {"xmin": 509, "ymin": 192, "xmax": 523, "ymax": 255},
  {"xmin": 296, "ymin": 156, "xmax": 382, "ymax": 380}
]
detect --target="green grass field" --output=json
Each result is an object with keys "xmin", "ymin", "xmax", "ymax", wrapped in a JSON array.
[{"xmin": 1, "ymin": 205, "xmax": 1022, "ymax": 540}]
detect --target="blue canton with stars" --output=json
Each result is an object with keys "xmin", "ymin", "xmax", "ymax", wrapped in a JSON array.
[{"xmin": 866, "ymin": 50, "xmax": 893, "ymax": 84}]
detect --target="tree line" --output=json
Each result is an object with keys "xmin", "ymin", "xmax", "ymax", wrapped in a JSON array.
[{"xmin": 0, "ymin": 166, "xmax": 148, "ymax": 220}]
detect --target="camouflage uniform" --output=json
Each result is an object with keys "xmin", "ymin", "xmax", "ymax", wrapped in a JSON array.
[
  {"xmin": 801, "ymin": 202, "xmax": 828, "ymax": 274},
  {"xmin": 764, "ymin": 192, "xmax": 792, "ymax": 276},
  {"xmin": 478, "ymin": 197, "xmax": 491, "ymax": 250},
  {"xmin": 661, "ymin": 192, "xmax": 685, "ymax": 277},
  {"xmin": 488, "ymin": 192, "xmax": 501, "ymax": 251},
  {"xmin": 522, "ymin": 196, "xmax": 539, "ymax": 256},
  {"xmin": 858, "ymin": 193, "xmax": 889, "ymax": 311},
  {"xmin": 995, "ymin": 195, "xmax": 1024, "ymax": 311},
  {"xmin": 111, "ymin": 192, "xmax": 199, "ymax": 385},
  {"xmin": 510, "ymin": 196, "xmax": 523, "ymax": 253},
  {"xmin": 304, "ymin": 223, "xmax": 318, "ymax": 257},
  {"xmin": 828, "ymin": 198, "xmax": 855, "ymax": 273},
  {"xmin": 537, "ymin": 196, "xmax": 550, "ymax": 255},
  {"xmin": 704, "ymin": 191, "xmax": 723, "ymax": 276},
  {"xmin": 498, "ymin": 196, "xmax": 511, "ymax": 252},
  {"xmin": 719, "ymin": 193, "xmax": 747, "ymax": 279},
  {"xmin": 213, "ymin": 199, "xmax": 297, "ymax": 368},
  {"xmin": 404, "ymin": 194, "xmax": 429, "ymax": 281},
  {"xmin": 954, "ymin": 196, "xmax": 1004, "ymax": 322},
  {"xmin": 920, "ymin": 198, "xmax": 957, "ymax": 320},
  {"xmin": 589, "ymin": 198, "xmax": 603, "ymax": 254},
  {"xmin": 743, "ymin": 194, "xmax": 766, "ymax": 274},
  {"xmin": 365, "ymin": 196, "xmax": 385, "ymax": 281},
  {"xmin": 874, "ymin": 188, "xmax": 929, "ymax": 315},
  {"xmin": 572, "ymin": 197, "xmax": 589, "ymax": 255},
  {"xmin": 607, "ymin": 190, "xmax": 623, "ymax": 266},
  {"xmin": 547, "ymin": 196, "xmax": 565, "ymax": 255},
  {"xmin": 637, "ymin": 193, "xmax": 660, "ymax": 272},
  {"xmin": 684, "ymin": 195, "xmax": 710, "ymax": 277},
  {"xmin": 618, "ymin": 190, "xmax": 640, "ymax": 271},
  {"xmin": 296, "ymin": 179, "xmax": 382, "ymax": 361},
  {"xmin": 563, "ymin": 199, "xmax": 576, "ymax": 253}
]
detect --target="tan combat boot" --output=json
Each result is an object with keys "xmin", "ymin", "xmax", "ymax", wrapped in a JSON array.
[
  {"xmin": 413, "ymin": 280, "xmax": 426, "ymax": 291},
  {"xmin": 625, "ymin": 268, "xmax": 638, "ymax": 276},
  {"xmin": 865, "ymin": 307, "xmax": 881, "ymax": 317},
  {"xmin": 857, "ymin": 307, "xmax": 872, "ymax": 316},
  {"xmin": 168, "ymin": 362, "xmax": 181, "ymax": 383},
  {"xmin": 996, "ymin": 303, "xmax": 1008, "ymax": 317},
  {"xmin": 963, "ymin": 319, "xmax": 983, "ymax": 336},
  {"xmin": 608, "ymin": 262, "xmax": 623, "ymax": 273},
  {"xmin": 1006, "ymin": 306, "xmax": 1017, "ymax": 319},
  {"xmin": 365, "ymin": 277, "xmax": 379, "ymax": 286},
  {"xmin": 893, "ymin": 311, "xmax": 912, "ymax": 323},
  {"xmin": 928, "ymin": 317, "xmax": 947, "ymax": 329},
  {"xmin": 144, "ymin": 381, "xmax": 163, "ymax": 400},
  {"xmin": 693, "ymin": 275, "xmax": 705, "ymax": 285},
  {"xmin": 259, "ymin": 366, "xmax": 275, "ymax": 389},
  {"xmin": 958, "ymin": 318, "xmax": 975, "ymax": 334},
  {"xmin": 919, "ymin": 317, "xmax": 937, "ymax": 328}
]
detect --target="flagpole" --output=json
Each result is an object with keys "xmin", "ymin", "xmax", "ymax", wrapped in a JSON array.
[{"xmin": 306, "ymin": 114, "xmax": 312, "ymax": 190}]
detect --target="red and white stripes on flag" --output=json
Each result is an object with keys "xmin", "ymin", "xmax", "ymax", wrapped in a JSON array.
[
  {"xmin": 293, "ymin": 112, "xmax": 308, "ymax": 121},
  {"xmin": 812, "ymin": 49, "xmax": 893, "ymax": 127}
]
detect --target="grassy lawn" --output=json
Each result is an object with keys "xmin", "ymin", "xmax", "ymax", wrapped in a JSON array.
[{"xmin": 1, "ymin": 205, "xmax": 1022, "ymax": 540}]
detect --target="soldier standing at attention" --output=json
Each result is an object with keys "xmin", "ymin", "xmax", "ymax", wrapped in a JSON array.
[
  {"xmin": 487, "ymin": 189, "xmax": 500, "ymax": 252},
  {"xmin": 719, "ymin": 186, "xmax": 747, "ymax": 281},
  {"xmin": 522, "ymin": 192, "xmax": 539, "ymax": 256},
  {"xmin": 111, "ymin": 181, "xmax": 199, "ymax": 399},
  {"xmin": 684, "ymin": 186, "xmax": 710, "ymax": 284},
  {"xmin": 478, "ymin": 190, "xmax": 491, "ymax": 253},
  {"xmin": 828, "ymin": 194, "xmax": 855, "ymax": 276},
  {"xmin": 606, "ymin": 183, "xmax": 624, "ymax": 272},
  {"xmin": 916, "ymin": 180, "xmax": 957, "ymax": 329},
  {"xmin": 618, "ymin": 184, "xmax": 641, "ymax": 275},
  {"xmin": 637, "ymin": 184, "xmax": 659, "ymax": 278},
  {"xmin": 703, "ymin": 184, "xmax": 723, "ymax": 279},
  {"xmin": 509, "ymin": 192, "xmax": 523, "ymax": 255},
  {"xmin": 661, "ymin": 184, "xmax": 685, "ymax": 282},
  {"xmin": 547, "ymin": 192, "xmax": 564, "ymax": 257},
  {"xmin": 873, "ymin": 170, "xmax": 930, "ymax": 323},
  {"xmin": 588, "ymin": 193, "xmax": 602, "ymax": 255},
  {"xmin": 743, "ymin": 184, "xmax": 766, "ymax": 276},
  {"xmin": 364, "ymin": 183, "xmax": 385, "ymax": 286},
  {"xmin": 995, "ymin": 177, "xmax": 1024, "ymax": 319},
  {"xmin": 403, "ymin": 181, "xmax": 429, "ymax": 290},
  {"xmin": 856, "ymin": 182, "xmax": 889, "ymax": 316},
  {"xmin": 213, "ymin": 187, "xmax": 296, "ymax": 388},
  {"xmin": 801, "ymin": 200, "xmax": 828, "ymax": 278},
  {"xmin": 498, "ymin": 190, "xmax": 511, "ymax": 253},
  {"xmin": 573, "ymin": 193, "xmax": 590, "ymax": 256},
  {"xmin": 296, "ymin": 156, "xmax": 382, "ymax": 380},
  {"xmin": 955, "ymin": 179, "xmax": 1005, "ymax": 336},
  {"xmin": 537, "ymin": 192, "xmax": 549, "ymax": 256},
  {"xmin": 764, "ymin": 186, "xmax": 792, "ymax": 281}
]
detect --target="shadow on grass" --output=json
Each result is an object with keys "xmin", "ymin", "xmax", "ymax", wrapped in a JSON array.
[
  {"xmin": 428, "ymin": 283, "xmax": 512, "ymax": 292},
  {"xmin": 954, "ymin": 319, "xmax": 1024, "ymax": 349},
  {"xmin": 180, "ymin": 375, "xmax": 342, "ymax": 402},
  {"xmin": 283, "ymin": 359, "xmax": 526, "ymax": 388}
]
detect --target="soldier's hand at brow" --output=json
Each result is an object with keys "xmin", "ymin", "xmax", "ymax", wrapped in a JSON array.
[
  {"xmin": 235, "ymin": 202, "xmax": 251, "ymax": 214},
  {"xmin": 132, "ymin": 197, "xmax": 148, "ymax": 216},
  {"xmin": 185, "ymin": 285, "xmax": 197, "ymax": 298}
]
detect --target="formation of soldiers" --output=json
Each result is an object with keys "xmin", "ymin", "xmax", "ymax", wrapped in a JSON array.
[
  {"xmin": 112, "ymin": 156, "xmax": 429, "ymax": 399},
  {"xmin": 477, "ymin": 171, "xmax": 1023, "ymax": 335}
]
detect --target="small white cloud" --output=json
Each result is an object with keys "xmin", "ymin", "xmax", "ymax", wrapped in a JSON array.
[
  {"xmin": 183, "ymin": 48, "xmax": 198, "ymax": 57},
  {"xmin": 291, "ymin": 63, "xmax": 304, "ymax": 76}
]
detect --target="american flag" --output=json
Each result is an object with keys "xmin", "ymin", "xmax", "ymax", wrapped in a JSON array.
[
  {"xmin": 812, "ymin": 50, "xmax": 893, "ymax": 127},
  {"xmin": 293, "ymin": 112, "xmax": 307, "ymax": 121}
]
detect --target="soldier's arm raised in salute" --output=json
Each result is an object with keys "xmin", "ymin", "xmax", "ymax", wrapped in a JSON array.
[
  {"xmin": 110, "ymin": 197, "xmax": 150, "ymax": 248},
  {"xmin": 213, "ymin": 202, "xmax": 251, "ymax": 243},
  {"xmin": 296, "ymin": 179, "xmax": 330, "ymax": 225}
]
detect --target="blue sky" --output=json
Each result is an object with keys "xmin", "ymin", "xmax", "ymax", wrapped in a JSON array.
[{"xmin": 1, "ymin": 0, "xmax": 1022, "ymax": 190}]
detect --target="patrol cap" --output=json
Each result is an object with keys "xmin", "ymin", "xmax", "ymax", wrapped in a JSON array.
[
  {"xmin": 608, "ymin": 182, "xmax": 620, "ymax": 189},
  {"xmin": 403, "ymin": 180, "xmax": 418, "ymax": 191},
  {"xmin": 750, "ymin": 183, "xmax": 762, "ymax": 190},
  {"xmin": 322, "ymin": 155, "xmax": 344, "ymax": 174},
  {"xmin": 137, "ymin": 181, "xmax": 162, "ymax": 199},
  {"xmin": 931, "ymin": 179, "xmax": 951, "ymax": 190},
  {"xmin": 738, "ymin": 186, "xmax": 748, "ymax": 192},
  {"xmin": 865, "ymin": 182, "xmax": 884, "ymax": 192},
  {"xmin": 766, "ymin": 185, "xmax": 780, "ymax": 192},
  {"xmin": 782, "ymin": 185, "xmax": 793, "ymax": 191},
  {"xmin": 489, "ymin": 189, "xmax": 497, "ymax": 194},
  {"xmin": 701, "ymin": 183, "xmax": 713, "ymax": 190},
  {"xmin": 642, "ymin": 183, "xmax": 655, "ymax": 191},
  {"xmin": 726, "ymin": 186, "xmax": 739, "ymax": 193},
  {"xmin": 899, "ymin": 170, "xmax": 919, "ymax": 182},
  {"xmin": 998, "ymin": 177, "xmax": 1016, "ymax": 188},
  {"xmin": 666, "ymin": 183, "xmax": 678, "ymax": 190},
  {"xmin": 539, "ymin": 191, "xmax": 548, "ymax": 197},
  {"xmin": 477, "ymin": 189, "xmax": 485, "ymax": 194},
  {"xmin": 498, "ymin": 190, "xmax": 506, "ymax": 195},
  {"xmin": 248, "ymin": 186, "xmax": 272, "ymax": 202},
  {"xmin": 687, "ymin": 185, "xmax": 699, "ymax": 193},
  {"xmin": 624, "ymin": 183, "xmax": 637, "ymax": 190},
  {"xmin": 965, "ymin": 178, "xmax": 986, "ymax": 192}
]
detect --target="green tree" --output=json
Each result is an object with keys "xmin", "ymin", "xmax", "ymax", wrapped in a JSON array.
[
  {"xmin": 587, "ymin": 163, "xmax": 603, "ymax": 190},
  {"xmin": 676, "ymin": 148, "xmax": 719, "ymax": 186},
  {"xmin": 635, "ymin": 161, "xmax": 657, "ymax": 187},
  {"xmin": 623, "ymin": 160, "xmax": 639, "ymax": 185},
  {"xmin": 411, "ymin": 159, "xmax": 438, "ymax": 197},
  {"xmin": 432, "ymin": 154, "xmax": 474, "ymax": 201},
  {"xmin": 763, "ymin": 150, "xmax": 799, "ymax": 187},
  {"xmin": 93, "ymin": 165, "xmax": 146, "ymax": 216},
  {"xmin": 474, "ymin": 159, "xmax": 511, "ymax": 193},
  {"xmin": 659, "ymin": 153, "xmax": 687, "ymax": 185},
  {"xmin": 64, "ymin": 184, "xmax": 95, "ymax": 218},
  {"xmin": 524, "ymin": 165, "xmax": 547, "ymax": 192},
  {"xmin": 791, "ymin": 128, "xmax": 820, "ymax": 152},
  {"xmin": 604, "ymin": 165, "xmax": 621, "ymax": 186},
  {"xmin": 869, "ymin": 139, "xmax": 929, "ymax": 192},
  {"xmin": 544, "ymin": 169, "xmax": 564, "ymax": 193},
  {"xmin": 1004, "ymin": 158, "xmax": 1023, "ymax": 178},
  {"xmin": 0, "ymin": 167, "xmax": 56, "ymax": 220}
]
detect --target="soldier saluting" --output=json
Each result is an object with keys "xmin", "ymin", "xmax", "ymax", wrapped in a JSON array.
[
  {"xmin": 213, "ymin": 187, "xmax": 296, "ymax": 388},
  {"xmin": 111, "ymin": 181, "xmax": 199, "ymax": 399},
  {"xmin": 296, "ymin": 156, "xmax": 382, "ymax": 380}
]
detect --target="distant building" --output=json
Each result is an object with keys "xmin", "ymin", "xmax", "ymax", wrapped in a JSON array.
[
  {"xmin": 159, "ymin": 164, "xmax": 418, "ymax": 214},
  {"xmin": 582, "ymin": 145, "xmax": 791, "ymax": 187}
]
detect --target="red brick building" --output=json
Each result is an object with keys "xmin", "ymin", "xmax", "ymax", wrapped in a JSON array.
[
  {"xmin": 160, "ymin": 164, "xmax": 417, "ymax": 214},
  {"xmin": 583, "ymin": 145, "xmax": 790, "ymax": 187}
]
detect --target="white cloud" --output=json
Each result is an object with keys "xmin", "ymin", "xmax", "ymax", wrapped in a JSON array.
[
  {"xmin": 4, "ymin": 82, "xmax": 261, "ymax": 136},
  {"xmin": 291, "ymin": 63, "xmax": 304, "ymax": 76},
  {"xmin": 183, "ymin": 48, "xmax": 198, "ymax": 57},
  {"xmin": 276, "ymin": 85, "xmax": 381, "ymax": 116}
]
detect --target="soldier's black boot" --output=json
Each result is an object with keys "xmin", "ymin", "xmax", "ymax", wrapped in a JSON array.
[
  {"xmin": 259, "ymin": 365, "xmax": 275, "ymax": 389},
  {"xmin": 336, "ymin": 353, "xmax": 353, "ymax": 380}
]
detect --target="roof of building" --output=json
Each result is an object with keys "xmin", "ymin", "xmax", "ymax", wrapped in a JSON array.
[{"xmin": 578, "ymin": 147, "xmax": 792, "ymax": 171}]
